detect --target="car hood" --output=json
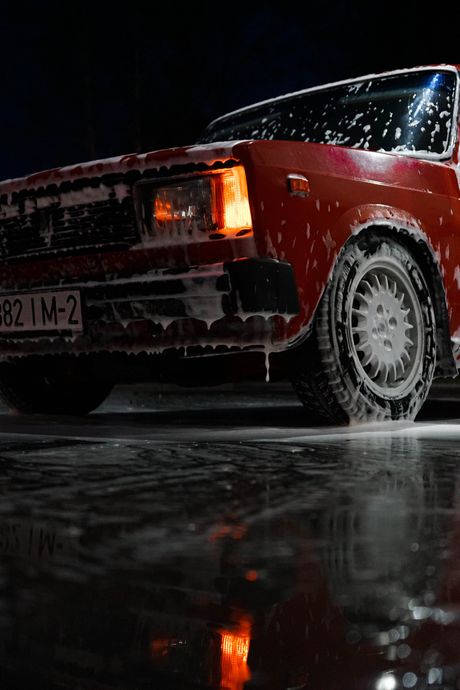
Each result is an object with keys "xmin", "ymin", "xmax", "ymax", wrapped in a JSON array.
[{"xmin": 0, "ymin": 141, "xmax": 252, "ymax": 197}]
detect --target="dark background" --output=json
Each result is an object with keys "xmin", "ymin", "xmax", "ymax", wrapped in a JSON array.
[{"xmin": 1, "ymin": 0, "xmax": 459, "ymax": 180}]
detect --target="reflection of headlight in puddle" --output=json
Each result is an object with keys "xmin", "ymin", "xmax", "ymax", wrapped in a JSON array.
[{"xmin": 376, "ymin": 673, "xmax": 397, "ymax": 690}]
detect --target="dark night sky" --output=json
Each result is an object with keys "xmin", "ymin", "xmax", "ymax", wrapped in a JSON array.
[{"xmin": 1, "ymin": 1, "xmax": 459, "ymax": 180}]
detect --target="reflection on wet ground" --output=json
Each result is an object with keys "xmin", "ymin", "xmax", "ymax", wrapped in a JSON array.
[{"xmin": 1, "ymin": 387, "xmax": 460, "ymax": 689}]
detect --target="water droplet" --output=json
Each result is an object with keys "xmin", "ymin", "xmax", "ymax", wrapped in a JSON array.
[
  {"xmin": 388, "ymin": 628, "xmax": 400, "ymax": 643},
  {"xmin": 376, "ymin": 674, "xmax": 397, "ymax": 690},
  {"xmin": 428, "ymin": 668, "xmax": 442, "ymax": 685},
  {"xmin": 346, "ymin": 629, "xmax": 361, "ymax": 644},
  {"xmin": 397, "ymin": 643, "xmax": 411, "ymax": 659},
  {"xmin": 402, "ymin": 672, "xmax": 417, "ymax": 687}
]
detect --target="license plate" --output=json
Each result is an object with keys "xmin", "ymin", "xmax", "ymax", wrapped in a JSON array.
[{"xmin": 0, "ymin": 290, "xmax": 83, "ymax": 334}]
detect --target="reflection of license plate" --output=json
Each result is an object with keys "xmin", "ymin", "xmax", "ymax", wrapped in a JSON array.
[
  {"xmin": 0, "ymin": 290, "xmax": 83, "ymax": 334},
  {"xmin": 0, "ymin": 520, "xmax": 75, "ymax": 560}
]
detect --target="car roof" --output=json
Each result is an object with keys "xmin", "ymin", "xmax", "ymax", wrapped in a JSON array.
[{"xmin": 209, "ymin": 64, "xmax": 460, "ymax": 128}]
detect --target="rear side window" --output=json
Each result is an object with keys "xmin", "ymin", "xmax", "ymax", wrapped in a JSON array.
[{"xmin": 200, "ymin": 70, "xmax": 457, "ymax": 157}]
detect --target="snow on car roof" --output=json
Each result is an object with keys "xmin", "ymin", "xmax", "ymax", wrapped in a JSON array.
[{"xmin": 209, "ymin": 64, "xmax": 460, "ymax": 127}]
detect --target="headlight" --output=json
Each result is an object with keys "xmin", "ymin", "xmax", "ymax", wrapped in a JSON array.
[{"xmin": 147, "ymin": 166, "xmax": 252, "ymax": 241}]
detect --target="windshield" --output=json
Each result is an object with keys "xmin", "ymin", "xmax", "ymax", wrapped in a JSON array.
[{"xmin": 200, "ymin": 70, "xmax": 458, "ymax": 158}]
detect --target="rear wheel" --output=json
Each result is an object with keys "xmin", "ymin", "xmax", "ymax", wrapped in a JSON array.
[
  {"xmin": 291, "ymin": 233, "xmax": 437, "ymax": 423},
  {"xmin": 0, "ymin": 358, "xmax": 113, "ymax": 415}
]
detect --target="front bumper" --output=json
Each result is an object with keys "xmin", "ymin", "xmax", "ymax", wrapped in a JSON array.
[{"xmin": 0, "ymin": 258, "xmax": 300, "ymax": 358}]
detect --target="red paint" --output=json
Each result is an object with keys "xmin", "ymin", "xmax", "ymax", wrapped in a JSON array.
[
  {"xmin": 1, "ymin": 67, "xmax": 460, "ymax": 360},
  {"xmin": 237, "ymin": 138, "xmax": 460, "ymax": 345}
]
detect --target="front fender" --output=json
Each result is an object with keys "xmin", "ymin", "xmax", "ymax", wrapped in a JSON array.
[{"xmin": 283, "ymin": 204, "xmax": 452, "ymax": 375}]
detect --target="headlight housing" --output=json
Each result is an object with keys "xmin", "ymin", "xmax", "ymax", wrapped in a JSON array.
[{"xmin": 142, "ymin": 166, "xmax": 252, "ymax": 242}]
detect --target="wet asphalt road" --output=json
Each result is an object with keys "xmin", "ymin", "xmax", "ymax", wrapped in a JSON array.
[{"xmin": 2, "ymin": 384, "xmax": 460, "ymax": 689}]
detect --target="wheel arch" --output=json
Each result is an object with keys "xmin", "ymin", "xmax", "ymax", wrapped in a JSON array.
[{"xmin": 349, "ymin": 222, "xmax": 456, "ymax": 377}]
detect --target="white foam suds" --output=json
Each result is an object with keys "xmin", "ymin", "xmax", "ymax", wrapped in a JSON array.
[{"xmin": 264, "ymin": 349, "xmax": 271, "ymax": 383}]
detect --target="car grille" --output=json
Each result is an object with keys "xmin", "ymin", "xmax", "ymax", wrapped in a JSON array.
[{"xmin": 0, "ymin": 196, "xmax": 139, "ymax": 261}]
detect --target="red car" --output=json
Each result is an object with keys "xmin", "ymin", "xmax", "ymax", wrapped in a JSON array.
[{"xmin": 0, "ymin": 65, "xmax": 457, "ymax": 422}]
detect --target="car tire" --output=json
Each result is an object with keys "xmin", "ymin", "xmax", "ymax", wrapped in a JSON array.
[
  {"xmin": 291, "ymin": 232, "xmax": 437, "ymax": 423},
  {"xmin": 0, "ymin": 358, "xmax": 113, "ymax": 415}
]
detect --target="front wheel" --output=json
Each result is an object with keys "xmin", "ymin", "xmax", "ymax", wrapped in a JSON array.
[{"xmin": 291, "ymin": 233, "xmax": 437, "ymax": 423}]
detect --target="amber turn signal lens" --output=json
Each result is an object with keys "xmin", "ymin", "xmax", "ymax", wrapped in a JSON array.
[
  {"xmin": 216, "ymin": 166, "xmax": 252, "ymax": 232},
  {"xmin": 287, "ymin": 173, "xmax": 310, "ymax": 196},
  {"xmin": 220, "ymin": 629, "xmax": 251, "ymax": 690}
]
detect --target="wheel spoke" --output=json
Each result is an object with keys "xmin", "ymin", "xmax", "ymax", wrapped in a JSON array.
[
  {"xmin": 354, "ymin": 292, "xmax": 371, "ymax": 305},
  {"xmin": 361, "ymin": 349, "xmax": 374, "ymax": 368},
  {"xmin": 383, "ymin": 362, "xmax": 389, "ymax": 383},
  {"xmin": 352, "ymin": 306, "xmax": 368, "ymax": 318},
  {"xmin": 367, "ymin": 356, "xmax": 380, "ymax": 378},
  {"xmin": 373, "ymin": 274, "xmax": 382, "ymax": 292},
  {"xmin": 383, "ymin": 274, "xmax": 390, "ymax": 292},
  {"xmin": 361, "ymin": 279, "xmax": 375, "ymax": 297}
]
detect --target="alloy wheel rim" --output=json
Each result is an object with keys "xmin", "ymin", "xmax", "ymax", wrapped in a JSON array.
[{"xmin": 348, "ymin": 260, "xmax": 423, "ymax": 398}]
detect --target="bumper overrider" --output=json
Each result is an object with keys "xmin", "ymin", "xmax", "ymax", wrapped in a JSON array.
[{"xmin": 0, "ymin": 258, "xmax": 300, "ymax": 358}]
